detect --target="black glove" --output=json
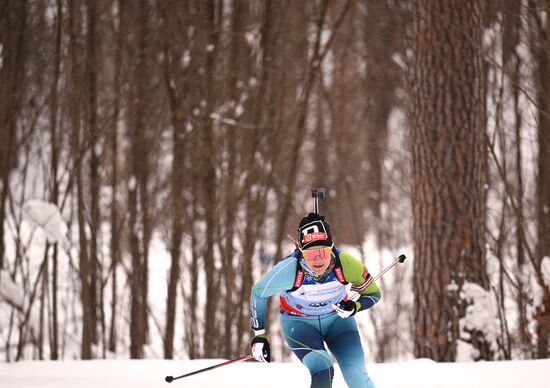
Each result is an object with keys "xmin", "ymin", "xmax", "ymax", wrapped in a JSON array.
[
  {"xmin": 332, "ymin": 299, "xmax": 358, "ymax": 318},
  {"xmin": 251, "ymin": 335, "xmax": 270, "ymax": 363}
]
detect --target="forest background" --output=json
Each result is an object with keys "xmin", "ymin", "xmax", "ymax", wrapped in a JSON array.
[{"xmin": 0, "ymin": 0, "xmax": 549, "ymax": 365}]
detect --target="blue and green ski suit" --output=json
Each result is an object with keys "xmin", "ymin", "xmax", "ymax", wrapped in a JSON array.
[{"xmin": 250, "ymin": 249, "xmax": 381, "ymax": 388}]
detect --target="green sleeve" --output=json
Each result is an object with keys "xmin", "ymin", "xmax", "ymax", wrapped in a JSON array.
[{"xmin": 339, "ymin": 250, "xmax": 382, "ymax": 311}]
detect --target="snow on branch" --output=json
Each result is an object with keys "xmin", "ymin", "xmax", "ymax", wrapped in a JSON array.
[
  {"xmin": 0, "ymin": 271, "xmax": 25, "ymax": 312},
  {"xmin": 22, "ymin": 200, "xmax": 68, "ymax": 245}
]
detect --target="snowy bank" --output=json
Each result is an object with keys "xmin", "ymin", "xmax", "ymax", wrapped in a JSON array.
[{"xmin": 0, "ymin": 358, "xmax": 548, "ymax": 388}]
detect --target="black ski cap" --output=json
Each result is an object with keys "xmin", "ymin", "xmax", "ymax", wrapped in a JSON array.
[{"xmin": 298, "ymin": 213, "xmax": 333, "ymax": 250}]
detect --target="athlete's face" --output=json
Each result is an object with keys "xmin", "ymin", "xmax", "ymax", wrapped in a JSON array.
[{"xmin": 302, "ymin": 246, "xmax": 332, "ymax": 275}]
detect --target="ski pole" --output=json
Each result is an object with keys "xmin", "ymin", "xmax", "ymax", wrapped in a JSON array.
[
  {"xmin": 165, "ymin": 355, "xmax": 254, "ymax": 383},
  {"xmin": 350, "ymin": 254, "xmax": 406, "ymax": 301}
]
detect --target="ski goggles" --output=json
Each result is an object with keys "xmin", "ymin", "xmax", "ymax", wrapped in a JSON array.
[{"xmin": 300, "ymin": 245, "xmax": 333, "ymax": 261}]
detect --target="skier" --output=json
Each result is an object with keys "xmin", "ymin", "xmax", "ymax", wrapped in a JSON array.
[{"xmin": 250, "ymin": 212, "xmax": 381, "ymax": 388}]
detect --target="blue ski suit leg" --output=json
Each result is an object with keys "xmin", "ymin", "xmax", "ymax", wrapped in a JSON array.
[
  {"xmin": 324, "ymin": 316, "xmax": 375, "ymax": 388},
  {"xmin": 280, "ymin": 313, "xmax": 375, "ymax": 388}
]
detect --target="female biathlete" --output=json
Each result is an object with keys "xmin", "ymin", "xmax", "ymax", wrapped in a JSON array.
[{"xmin": 250, "ymin": 212, "xmax": 381, "ymax": 388}]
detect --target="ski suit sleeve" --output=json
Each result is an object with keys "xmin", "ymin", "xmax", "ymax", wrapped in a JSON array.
[
  {"xmin": 340, "ymin": 250, "xmax": 382, "ymax": 313},
  {"xmin": 250, "ymin": 256, "xmax": 297, "ymax": 333}
]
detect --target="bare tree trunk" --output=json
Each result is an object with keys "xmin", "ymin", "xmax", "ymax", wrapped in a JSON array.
[
  {"xmin": 140, "ymin": 173, "xmax": 151, "ymax": 348},
  {"xmin": 48, "ymin": 0, "xmax": 63, "ymax": 360},
  {"xmin": 187, "ymin": 196, "xmax": 201, "ymax": 358},
  {"xmin": 68, "ymin": 0, "xmax": 94, "ymax": 359},
  {"xmin": 164, "ymin": 129, "xmax": 184, "ymax": 359},
  {"xmin": 108, "ymin": 0, "xmax": 124, "ymax": 354},
  {"xmin": 533, "ymin": 0, "xmax": 550, "ymax": 359},
  {"xmin": 139, "ymin": 2, "xmax": 152, "ymax": 350},
  {"xmin": 409, "ymin": 0, "xmax": 490, "ymax": 361},
  {"xmin": 86, "ymin": 0, "xmax": 100, "ymax": 350},
  {"xmin": 0, "ymin": 0, "xmax": 27, "ymax": 271},
  {"xmin": 39, "ymin": 245, "xmax": 49, "ymax": 359},
  {"xmin": 129, "ymin": 0, "xmax": 150, "ymax": 359},
  {"xmin": 163, "ymin": 58, "xmax": 186, "ymax": 358},
  {"xmin": 76, "ymin": 107, "xmax": 93, "ymax": 360},
  {"xmin": 201, "ymin": 0, "xmax": 220, "ymax": 358},
  {"xmin": 128, "ymin": 178, "xmax": 144, "ymax": 359}
]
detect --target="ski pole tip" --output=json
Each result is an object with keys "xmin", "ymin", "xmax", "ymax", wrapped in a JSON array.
[
  {"xmin": 398, "ymin": 254, "xmax": 406, "ymax": 263},
  {"xmin": 165, "ymin": 376, "xmax": 174, "ymax": 383}
]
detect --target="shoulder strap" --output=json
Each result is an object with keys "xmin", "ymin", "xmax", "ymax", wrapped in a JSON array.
[
  {"xmin": 332, "ymin": 247, "xmax": 348, "ymax": 285},
  {"xmin": 287, "ymin": 250, "xmax": 304, "ymax": 292}
]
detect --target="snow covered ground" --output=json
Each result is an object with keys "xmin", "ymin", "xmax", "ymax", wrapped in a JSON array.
[{"xmin": 0, "ymin": 358, "xmax": 548, "ymax": 388}]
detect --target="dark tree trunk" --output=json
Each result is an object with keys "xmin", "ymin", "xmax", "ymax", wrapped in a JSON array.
[
  {"xmin": 201, "ymin": 0, "xmax": 219, "ymax": 358},
  {"xmin": 48, "ymin": 0, "xmax": 63, "ymax": 360},
  {"xmin": 108, "ymin": 0, "xmax": 124, "ymax": 355},
  {"xmin": 163, "ymin": 77, "xmax": 186, "ymax": 359},
  {"xmin": 86, "ymin": 0, "xmax": 100, "ymax": 349},
  {"xmin": 0, "ymin": 0, "xmax": 27, "ymax": 271},
  {"xmin": 128, "ymin": 0, "xmax": 150, "ymax": 359},
  {"xmin": 534, "ymin": 0, "xmax": 550, "ymax": 359},
  {"xmin": 409, "ymin": 0, "xmax": 490, "ymax": 361},
  {"xmin": 68, "ymin": 0, "xmax": 94, "ymax": 359}
]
